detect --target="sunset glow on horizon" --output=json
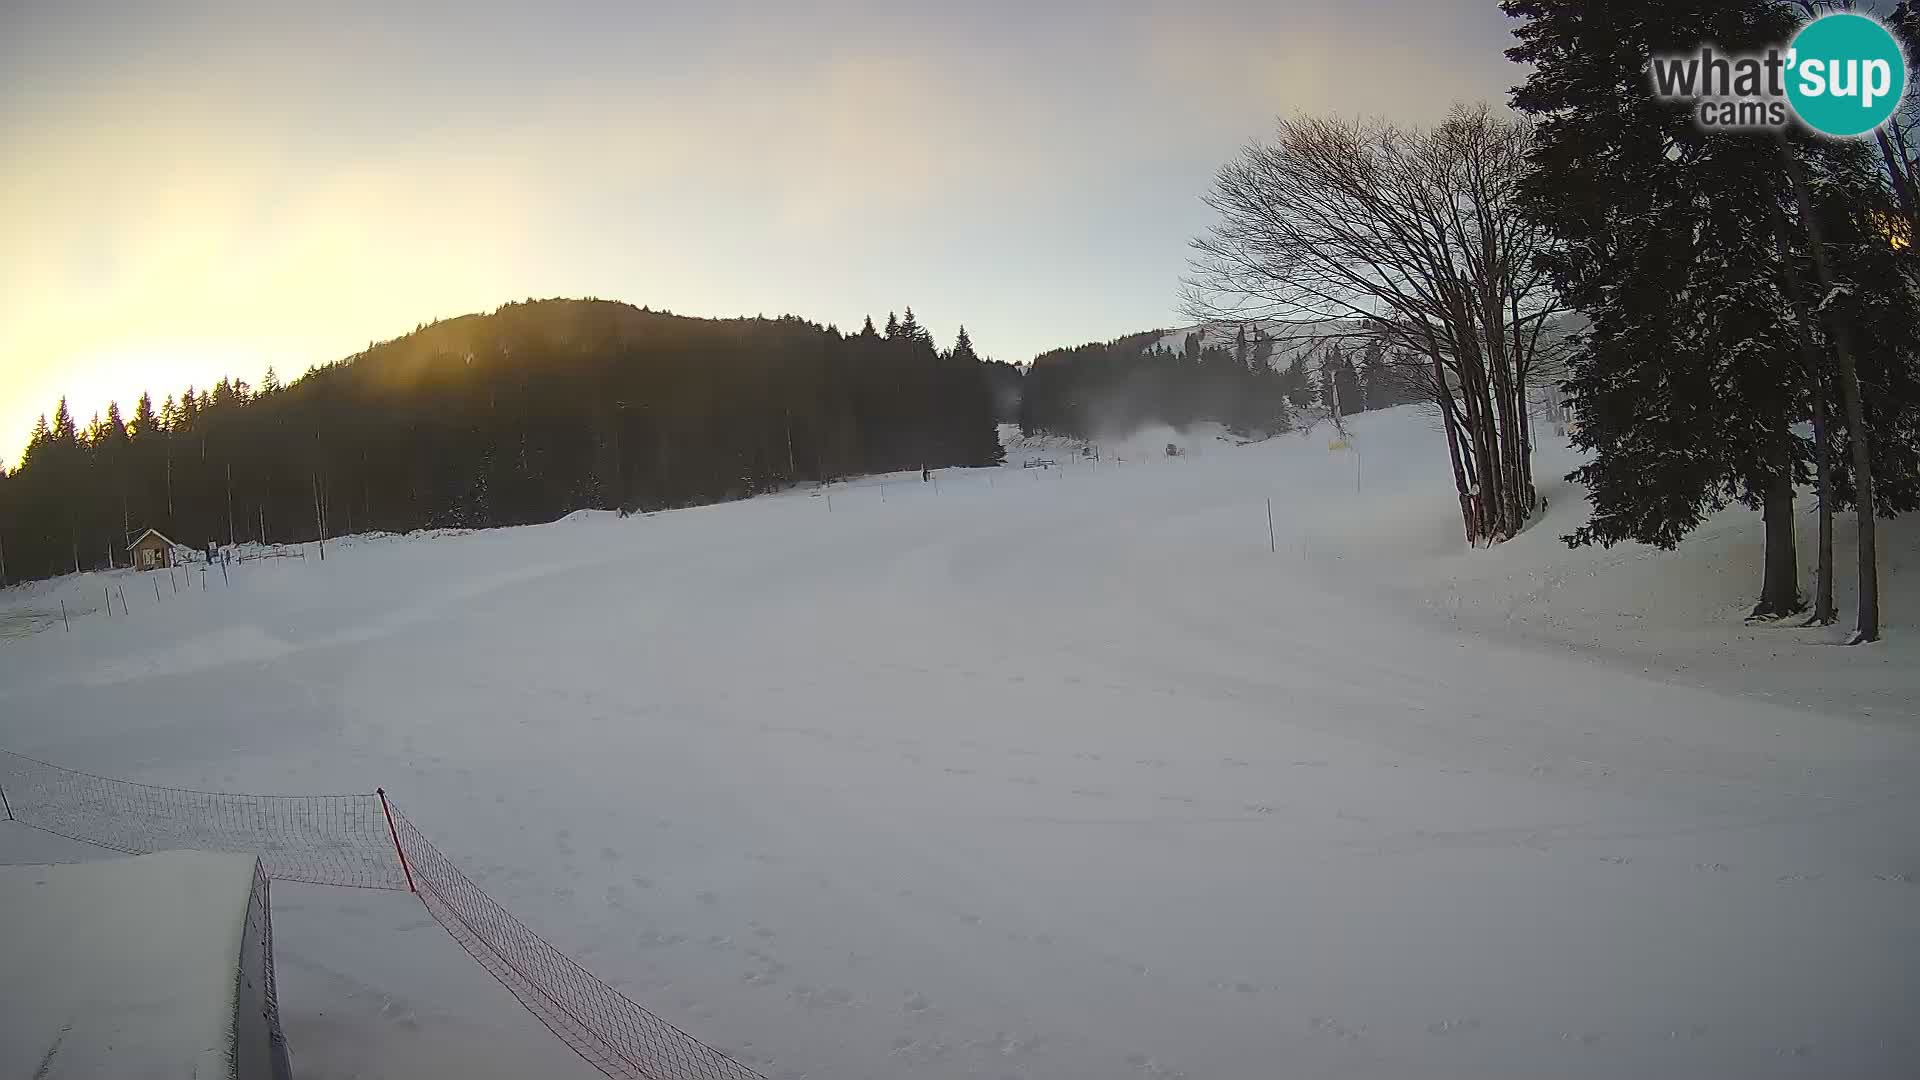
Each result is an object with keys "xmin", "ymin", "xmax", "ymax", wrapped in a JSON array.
[{"xmin": 1, "ymin": 0, "xmax": 1515, "ymax": 465}]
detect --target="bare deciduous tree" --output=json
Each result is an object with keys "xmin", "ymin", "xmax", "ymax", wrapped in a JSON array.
[{"xmin": 1184, "ymin": 104, "xmax": 1564, "ymax": 544}]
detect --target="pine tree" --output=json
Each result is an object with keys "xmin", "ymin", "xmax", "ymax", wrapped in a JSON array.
[
  {"xmin": 1505, "ymin": 0, "xmax": 1815, "ymax": 617},
  {"xmin": 131, "ymin": 393, "xmax": 156, "ymax": 439},
  {"xmin": 898, "ymin": 307, "xmax": 930, "ymax": 347},
  {"xmin": 944, "ymin": 326, "xmax": 1005, "ymax": 465},
  {"xmin": 1333, "ymin": 351, "xmax": 1361, "ymax": 418},
  {"xmin": 1359, "ymin": 342, "xmax": 1393, "ymax": 410},
  {"xmin": 1249, "ymin": 331, "xmax": 1274, "ymax": 375},
  {"xmin": 1283, "ymin": 355, "xmax": 1312, "ymax": 411},
  {"xmin": 51, "ymin": 398, "xmax": 77, "ymax": 444},
  {"xmin": 21, "ymin": 414, "xmax": 51, "ymax": 467},
  {"xmin": 1320, "ymin": 346, "xmax": 1350, "ymax": 417}
]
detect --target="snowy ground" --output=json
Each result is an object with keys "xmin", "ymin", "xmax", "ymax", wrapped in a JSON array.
[
  {"xmin": 996, "ymin": 421, "xmax": 1246, "ymax": 471},
  {"xmin": 1, "ymin": 850, "xmax": 261, "ymax": 1079},
  {"xmin": 1, "ymin": 405, "xmax": 1916, "ymax": 1079}
]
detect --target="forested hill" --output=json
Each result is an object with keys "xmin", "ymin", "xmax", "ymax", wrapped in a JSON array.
[
  {"xmin": 1015, "ymin": 317, "xmax": 1438, "ymax": 443},
  {"xmin": 1020, "ymin": 327, "xmax": 1341, "ymax": 441},
  {"xmin": 0, "ymin": 299, "xmax": 1005, "ymax": 583}
]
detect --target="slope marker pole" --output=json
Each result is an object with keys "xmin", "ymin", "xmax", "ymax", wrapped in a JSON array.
[{"xmin": 377, "ymin": 788, "xmax": 417, "ymax": 893}]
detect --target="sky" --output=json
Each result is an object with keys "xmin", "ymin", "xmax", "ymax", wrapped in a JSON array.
[{"xmin": 0, "ymin": 0, "xmax": 1518, "ymax": 466}]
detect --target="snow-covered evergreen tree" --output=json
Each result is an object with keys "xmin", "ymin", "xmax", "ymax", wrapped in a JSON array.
[{"xmin": 1507, "ymin": 0, "xmax": 1814, "ymax": 616}]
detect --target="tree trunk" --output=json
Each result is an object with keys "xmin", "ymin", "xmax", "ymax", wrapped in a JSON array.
[
  {"xmin": 1810, "ymin": 388, "xmax": 1836, "ymax": 624},
  {"xmin": 1875, "ymin": 127, "xmax": 1918, "ymax": 228},
  {"xmin": 1450, "ymin": 320, "xmax": 1501, "ymax": 541},
  {"xmin": 311, "ymin": 472, "xmax": 327, "ymax": 561},
  {"xmin": 1768, "ymin": 195, "xmax": 1836, "ymax": 625},
  {"xmin": 1754, "ymin": 432, "xmax": 1804, "ymax": 619},
  {"xmin": 1782, "ymin": 142, "xmax": 1879, "ymax": 642},
  {"xmin": 1484, "ymin": 313, "xmax": 1528, "ymax": 533},
  {"xmin": 1833, "ymin": 323, "xmax": 1879, "ymax": 642},
  {"xmin": 1508, "ymin": 356, "xmax": 1535, "ymax": 514},
  {"xmin": 1431, "ymin": 353, "xmax": 1476, "ymax": 544}
]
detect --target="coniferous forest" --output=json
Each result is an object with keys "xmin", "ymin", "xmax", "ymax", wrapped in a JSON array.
[
  {"xmin": 1019, "ymin": 328, "xmax": 1300, "ymax": 440},
  {"xmin": 0, "ymin": 299, "xmax": 1004, "ymax": 583},
  {"xmin": 1017, "ymin": 326, "xmax": 1417, "ymax": 441},
  {"xmin": 1502, "ymin": 0, "xmax": 1920, "ymax": 641}
]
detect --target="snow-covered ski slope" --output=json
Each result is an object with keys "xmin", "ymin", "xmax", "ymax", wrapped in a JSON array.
[{"xmin": 1, "ymin": 405, "xmax": 1915, "ymax": 1079}]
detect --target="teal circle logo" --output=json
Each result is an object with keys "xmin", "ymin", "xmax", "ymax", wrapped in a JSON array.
[{"xmin": 1786, "ymin": 13, "xmax": 1907, "ymax": 137}]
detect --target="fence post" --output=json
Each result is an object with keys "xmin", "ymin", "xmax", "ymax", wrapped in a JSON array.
[
  {"xmin": 154, "ymin": 578, "xmax": 162, "ymax": 604},
  {"xmin": 378, "ymin": 788, "xmax": 416, "ymax": 893},
  {"xmin": 118, "ymin": 586, "xmax": 127, "ymax": 614},
  {"xmin": 0, "ymin": 778, "xmax": 13, "ymax": 821},
  {"xmin": 105, "ymin": 586, "xmax": 112, "ymax": 617},
  {"xmin": 61, "ymin": 600, "xmax": 69, "ymax": 632},
  {"xmin": 1267, "ymin": 498, "xmax": 1276, "ymax": 554}
]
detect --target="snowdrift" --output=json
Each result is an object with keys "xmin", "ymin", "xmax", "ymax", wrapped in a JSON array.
[
  {"xmin": 0, "ymin": 850, "xmax": 289, "ymax": 1080},
  {"xmin": 1299, "ymin": 405, "xmax": 1918, "ymax": 716}
]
